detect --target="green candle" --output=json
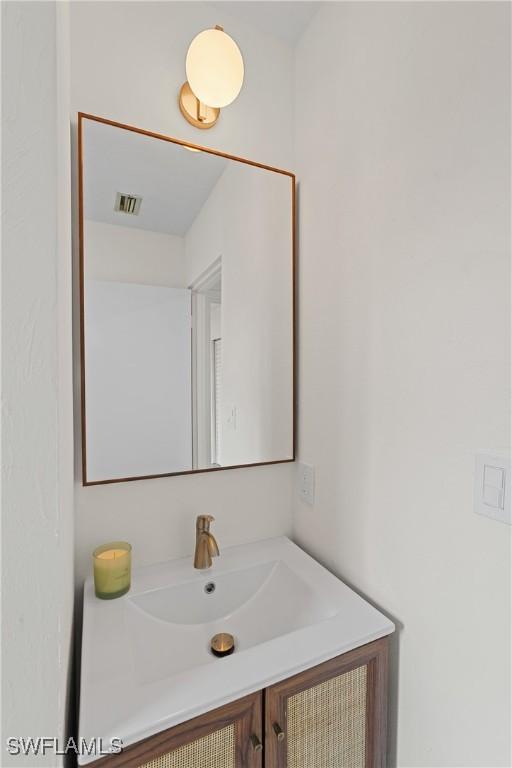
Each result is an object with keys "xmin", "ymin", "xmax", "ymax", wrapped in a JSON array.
[{"xmin": 93, "ymin": 541, "xmax": 131, "ymax": 599}]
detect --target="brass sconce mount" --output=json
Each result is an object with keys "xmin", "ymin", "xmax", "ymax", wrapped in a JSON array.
[{"xmin": 178, "ymin": 82, "xmax": 220, "ymax": 129}]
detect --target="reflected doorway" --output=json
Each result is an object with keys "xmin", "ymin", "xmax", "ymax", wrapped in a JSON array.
[{"xmin": 190, "ymin": 258, "xmax": 222, "ymax": 469}]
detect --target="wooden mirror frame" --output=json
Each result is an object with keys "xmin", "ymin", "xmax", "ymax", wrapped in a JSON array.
[{"xmin": 78, "ymin": 112, "xmax": 296, "ymax": 485}]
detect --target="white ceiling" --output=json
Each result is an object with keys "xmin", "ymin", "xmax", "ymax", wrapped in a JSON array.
[
  {"xmin": 83, "ymin": 118, "xmax": 227, "ymax": 237},
  {"xmin": 212, "ymin": 2, "xmax": 321, "ymax": 45}
]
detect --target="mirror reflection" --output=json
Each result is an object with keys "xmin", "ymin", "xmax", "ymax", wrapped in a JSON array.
[{"xmin": 80, "ymin": 116, "xmax": 294, "ymax": 483}]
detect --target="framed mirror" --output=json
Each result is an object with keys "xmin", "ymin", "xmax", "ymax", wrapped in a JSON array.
[{"xmin": 78, "ymin": 114, "xmax": 295, "ymax": 485}]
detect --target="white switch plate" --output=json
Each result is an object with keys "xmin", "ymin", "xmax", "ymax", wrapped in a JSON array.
[
  {"xmin": 297, "ymin": 462, "xmax": 315, "ymax": 506},
  {"xmin": 474, "ymin": 453, "xmax": 511, "ymax": 525}
]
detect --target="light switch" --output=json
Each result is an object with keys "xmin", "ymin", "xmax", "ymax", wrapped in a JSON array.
[
  {"xmin": 483, "ymin": 464, "xmax": 504, "ymax": 489},
  {"xmin": 482, "ymin": 464, "xmax": 505, "ymax": 509},
  {"xmin": 475, "ymin": 453, "xmax": 510, "ymax": 525},
  {"xmin": 483, "ymin": 483, "xmax": 504, "ymax": 509}
]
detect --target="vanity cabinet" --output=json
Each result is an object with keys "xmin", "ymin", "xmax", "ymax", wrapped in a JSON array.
[
  {"xmin": 265, "ymin": 637, "xmax": 388, "ymax": 768},
  {"xmin": 89, "ymin": 693, "xmax": 263, "ymax": 768},
  {"xmin": 87, "ymin": 638, "xmax": 388, "ymax": 768}
]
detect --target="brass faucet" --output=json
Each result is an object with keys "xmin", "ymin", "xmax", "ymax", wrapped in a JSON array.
[{"xmin": 194, "ymin": 515, "xmax": 220, "ymax": 569}]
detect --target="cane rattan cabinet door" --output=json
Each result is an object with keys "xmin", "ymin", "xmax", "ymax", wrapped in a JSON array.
[
  {"xmin": 264, "ymin": 638, "xmax": 389, "ymax": 768},
  {"xmin": 87, "ymin": 692, "xmax": 262, "ymax": 768}
]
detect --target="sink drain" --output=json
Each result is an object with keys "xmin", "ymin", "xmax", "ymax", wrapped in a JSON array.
[
  {"xmin": 211, "ymin": 632, "xmax": 235, "ymax": 658},
  {"xmin": 204, "ymin": 582, "xmax": 216, "ymax": 594}
]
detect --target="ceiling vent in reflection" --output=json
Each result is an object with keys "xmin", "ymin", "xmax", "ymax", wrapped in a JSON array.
[{"xmin": 114, "ymin": 192, "xmax": 142, "ymax": 215}]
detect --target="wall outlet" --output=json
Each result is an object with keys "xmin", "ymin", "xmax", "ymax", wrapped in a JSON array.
[{"xmin": 297, "ymin": 462, "xmax": 315, "ymax": 506}]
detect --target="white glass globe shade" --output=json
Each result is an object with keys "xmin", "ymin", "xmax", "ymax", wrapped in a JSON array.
[{"xmin": 186, "ymin": 28, "xmax": 244, "ymax": 109}]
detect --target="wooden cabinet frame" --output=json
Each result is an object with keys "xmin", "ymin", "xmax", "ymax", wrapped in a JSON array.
[
  {"xmin": 85, "ymin": 638, "xmax": 388, "ymax": 768},
  {"xmin": 264, "ymin": 637, "xmax": 388, "ymax": 768},
  {"xmin": 87, "ymin": 692, "xmax": 262, "ymax": 768}
]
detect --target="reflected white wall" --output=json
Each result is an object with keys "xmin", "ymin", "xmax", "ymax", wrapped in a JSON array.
[
  {"xmin": 84, "ymin": 281, "xmax": 192, "ymax": 480},
  {"xmin": 85, "ymin": 220, "xmax": 186, "ymax": 287},
  {"xmin": 185, "ymin": 162, "xmax": 293, "ymax": 465}
]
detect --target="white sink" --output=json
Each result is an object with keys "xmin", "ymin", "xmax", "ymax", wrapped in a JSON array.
[
  {"xmin": 129, "ymin": 561, "xmax": 284, "ymax": 626},
  {"xmin": 79, "ymin": 536, "xmax": 394, "ymax": 764},
  {"xmin": 130, "ymin": 558, "xmax": 336, "ymax": 633}
]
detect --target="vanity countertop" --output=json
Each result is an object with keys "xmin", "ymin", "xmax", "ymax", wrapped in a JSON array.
[{"xmin": 78, "ymin": 536, "xmax": 394, "ymax": 764}]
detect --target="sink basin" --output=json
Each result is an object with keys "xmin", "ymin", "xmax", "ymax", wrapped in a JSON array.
[
  {"xmin": 130, "ymin": 559, "xmax": 335, "ymax": 628},
  {"xmin": 79, "ymin": 536, "xmax": 394, "ymax": 764},
  {"xmin": 127, "ymin": 559, "xmax": 337, "ymax": 685}
]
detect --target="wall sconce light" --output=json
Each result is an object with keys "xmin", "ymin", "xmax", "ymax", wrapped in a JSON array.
[{"xmin": 179, "ymin": 26, "xmax": 244, "ymax": 129}]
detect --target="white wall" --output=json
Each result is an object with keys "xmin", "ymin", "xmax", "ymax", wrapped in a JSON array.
[
  {"xmin": 71, "ymin": 1, "xmax": 295, "ymax": 586},
  {"xmin": 294, "ymin": 3, "xmax": 511, "ymax": 766},
  {"xmin": 84, "ymin": 220, "xmax": 186, "ymax": 287},
  {"xmin": 185, "ymin": 162, "xmax": 294, "ymax": 466},
  {"xmin": 1, "ymin": 2, "xmax": 74, "ymax": 765}
]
